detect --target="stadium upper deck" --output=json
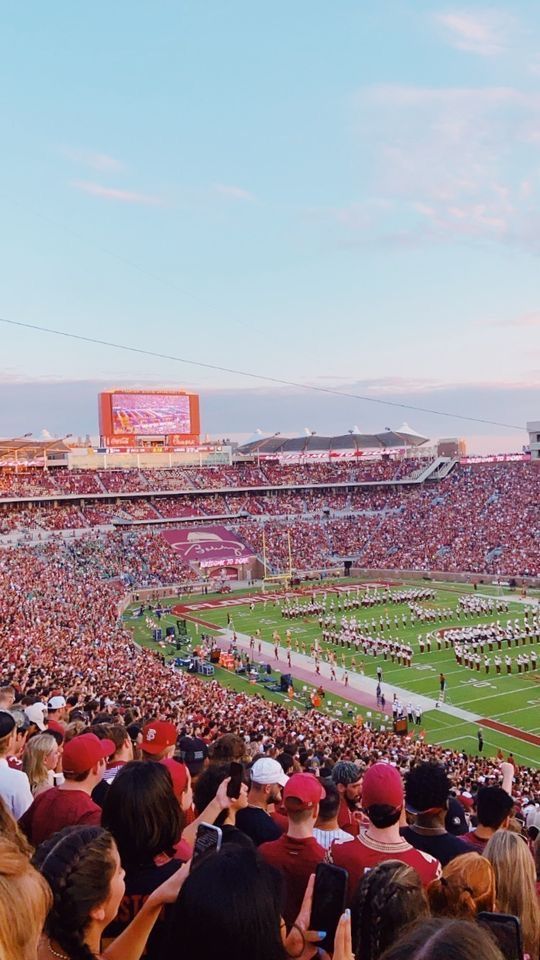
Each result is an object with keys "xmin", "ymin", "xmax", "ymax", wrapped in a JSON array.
[{"xmin": 0, "ymin": 459, "xmax": 538, "ymax": 579}]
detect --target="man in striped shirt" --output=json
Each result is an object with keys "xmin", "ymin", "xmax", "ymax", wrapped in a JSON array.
[{"xmin": 313, "ymin": 778, "xmax": 353, "ymax": 850}]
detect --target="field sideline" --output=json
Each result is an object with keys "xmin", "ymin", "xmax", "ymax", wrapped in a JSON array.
[{"xmin": 124, "ymin": 580, "xmax": 540, "ymax": 768}]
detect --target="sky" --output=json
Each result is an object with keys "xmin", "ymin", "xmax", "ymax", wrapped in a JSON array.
[{"xmin": 1, "ymin": 1, "xmax": 539, "ymax": 452}]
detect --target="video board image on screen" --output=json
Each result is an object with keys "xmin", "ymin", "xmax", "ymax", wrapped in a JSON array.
[{"xmin": 111, "ymin": 393, "xmax": 191, "ymax": 436}]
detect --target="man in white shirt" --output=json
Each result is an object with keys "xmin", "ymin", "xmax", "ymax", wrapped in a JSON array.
[{"xmin": 0, "ymin": 711, "xmax": 33, "ymax": 819}]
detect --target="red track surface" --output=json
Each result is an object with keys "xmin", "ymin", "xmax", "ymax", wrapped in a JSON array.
[{"xmin": 479, "ymin": 718, "xmax": 540, "ymax": 746}]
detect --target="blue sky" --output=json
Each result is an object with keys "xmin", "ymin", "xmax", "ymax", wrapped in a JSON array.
[{"xmin": 1, "ymin": 1, "xmax": 539, "ymax": 451}]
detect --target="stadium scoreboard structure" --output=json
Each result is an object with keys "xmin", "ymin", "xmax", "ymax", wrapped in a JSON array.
[{"xmin": 99, "ymin": 389, "xmax": 200, "ymax": 448}]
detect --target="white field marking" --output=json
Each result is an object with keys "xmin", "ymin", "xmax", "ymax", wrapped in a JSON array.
[
  {"xmin": 494, "ymin": 701, "xmax": 540, "ymax": 719},
  {"xmin": 451, "ymin": 685, "xmax": 536, "ymax": 706},
  {"xmin": 430, "ymin": 736, "xmax": 539, "ymax": 767}
]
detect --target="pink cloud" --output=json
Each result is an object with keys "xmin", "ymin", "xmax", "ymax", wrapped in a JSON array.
[
  {"xmin": 491, "ymin": 312, "xmax": 540, "ymax": 329},
  {"xmin": 71, "ymin": 181, "xmax": 164, "ymax": 206},
  {"xmin": 212, "ymin": 183, "xmax": 255, "ymax": 202},
  {"xmin": 62, "ymin": 148, "xmax": 125, "ymax": 172},
  {"xmin": 435, "ymin": 10, "xmax": 512, "ymax": 56}
]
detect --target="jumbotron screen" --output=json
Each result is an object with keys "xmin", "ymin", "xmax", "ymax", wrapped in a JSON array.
[{"xmin": 111, "ymin": 392, "xmax": 191, "ymax": 436}]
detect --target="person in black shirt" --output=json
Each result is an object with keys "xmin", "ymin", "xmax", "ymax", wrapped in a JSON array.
[
  {"xmin": 401, "ymin": 762, "xmax": 474, "ymax": 866},
  {"xmin": 236, "ymin": 756, "xmax": 288, "ymax": 847}
]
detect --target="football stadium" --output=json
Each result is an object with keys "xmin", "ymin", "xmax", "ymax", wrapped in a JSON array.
[
  {"xmin": 2, "ymin": 416, "xmax": 538, "ymax": 767},
  {"xmin": 2, "ymin": 5, "xmax": 540, "ymax": 958}
]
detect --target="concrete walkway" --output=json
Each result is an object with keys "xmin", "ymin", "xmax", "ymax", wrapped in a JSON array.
[{"xmin": 220, "ymin": 628, "xmax": 480, "ymax": 723}]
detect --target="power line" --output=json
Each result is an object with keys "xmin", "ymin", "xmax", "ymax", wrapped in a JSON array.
[{"xmin": 0, "ymin": 315, "xmax": 524, "ymax": 431}]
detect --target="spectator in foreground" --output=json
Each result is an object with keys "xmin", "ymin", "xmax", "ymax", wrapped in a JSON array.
[
  {"xmin": 0, "ymin": 711, "xmax": 33, "ymax": 819},
  {"xmin": 101, "ymin": 760, "xmax": 191, "ymax": 959},
  {"xmin": 484, "ymin": 829, "xmax": 540, "ymax": 960},
  {"xmin": 34, "ymin": 825, "xmax": 189, "ymax": 960},
  {"xmin": 140, "ymin": 720, "xmax": 177, "ymax": 762},
  {"xmin": 193, "ymin": 762, "xmax": 251, "ymax": 845},
  {"xmin": 171, "ymin": 843, "xmax": 341, "ymax": 960},
  {"xmin": 463, "ymin": 786, "xmax": 514, "ymax": 852},
  {"xmin": 402, "ymin": 762, "xmax": 474, "ymax": 865},
  {"xmin": 0, "ymin": 794, "xmax": 33, "ymax": 856},
  {"xmin": 23, "ymin": 732, "xmax": 63, "ymax": 796},
  {"xmin": 427, "ymin": 851, "xmax": 496, "ymax": 919},
  {"xmin": 0, "ymin": 838, "xmax": 52, "ymax": 960},
  {"xmin": 330, "ymin": 763, "xmax": 441, "ymax": 902},
  {"xmin": 331, "ymin": 761, "xmax": 363, "ymax": 837},
  {"xmin": 236, "ymin": 756, "xmax": 288, "ymax": 846},
  {"xmin": 351, "ymin": 859, "xmax": 429, "ymax": 960},
  {"xmin": 313, "ymin": 778, "xmax": 353, "ymax": 850},
  {"xmin": 19, "ymin": 732, "xmax": 115, "ymax": 846},
  {"xmin": 259, "ymin": 772, "xmax": 326, "ymax": 924},
  {"xmin": 378, "ymin": 918, "xmax": 504, "ymax": 960}
]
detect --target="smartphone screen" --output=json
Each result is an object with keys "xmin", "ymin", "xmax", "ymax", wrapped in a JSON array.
[
  {"xmin": 477, "ymin": 912, "xmax": 523, "ymax": 960},
  {"xmin": 191, "ymin": 823, "xmax": 222, "ymax": 867},
  {"xmin": 227, "ymin": 761, "xmax": 244, "ymax": 799},
  {"xmin": 309, "ymin": 863, "xmax": 348, "ymax": 952}
]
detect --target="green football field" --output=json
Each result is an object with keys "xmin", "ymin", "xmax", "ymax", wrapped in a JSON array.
[{"xmin": 124, "ymin": 580, "xmax": 540, "ymax": 768}]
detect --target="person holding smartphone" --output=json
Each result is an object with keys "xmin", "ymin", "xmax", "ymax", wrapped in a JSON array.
[{"xmin": 193, "ymin": 762, "xmax": 251, "ymax": 846}]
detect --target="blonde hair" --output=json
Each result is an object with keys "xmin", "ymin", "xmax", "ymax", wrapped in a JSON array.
[
  {"xmin": 484, "ymin": 830, "xmax": 540, "ymax": 960},
  {"xmin": 0, "ymin": 838, "xmax": 52, "ymax": 960},
  {"xmin": 0, "ymin": 795, "xmax": 33, "ymax": 858},
  {"xmin": 427, "ymin": 852, "xmax": 496, "ymax": 919},
  {"xmin": 22, "ymin": 733, "xmax": 58, "ymax": 795},
  {"xmin": 63, "ymin": 720, "xmax": 87, "ymax": 743}
]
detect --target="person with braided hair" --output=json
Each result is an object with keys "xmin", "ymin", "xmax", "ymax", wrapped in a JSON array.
[
  {"xmin": 0, "ymin": 837, "xmax": 51, "ymax": 960},
  {"xmin": 426, "ymin": 851, "xmax": 496, "ymax": 919},
  {"xmin": 350, "ymin": 860, "xmax": 429, "ymax": 960},
  {"xmin": 33, "ymin": 825, "xmax": 189, "ymax": 960}
]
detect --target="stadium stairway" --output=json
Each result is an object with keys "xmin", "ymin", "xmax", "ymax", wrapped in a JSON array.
[{"xmin": 426, "ymin": 457, "xmax": 459, "ymax": 481}]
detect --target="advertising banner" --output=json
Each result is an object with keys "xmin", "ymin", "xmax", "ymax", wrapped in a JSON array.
[{"xmin": 162, "ymin": 525, "xmax": 255, "ymax": 567}]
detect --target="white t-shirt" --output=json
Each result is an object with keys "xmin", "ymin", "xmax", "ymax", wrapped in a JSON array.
[{"xmin": 0, "ymin": 758, "xmax": 33, "ymax": 819}]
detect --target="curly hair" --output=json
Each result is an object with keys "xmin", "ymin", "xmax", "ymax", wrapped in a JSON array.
[
  {"xmin": 33, "ymin": 825, "xmax": 116, "ymax": 960},
  {"xmin": 351, "ymin": 860, "xmax": 429, "ymax": 960},
  {"xmin": 405, "ymin": 761, "xmax": 450, "ymax": 813}
]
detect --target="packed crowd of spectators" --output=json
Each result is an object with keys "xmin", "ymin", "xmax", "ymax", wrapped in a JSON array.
[
  {"xmin": 1, "ymin": 462, "xmax": 540, "ymax": 579},
  {"xmin": 0, "ymin": 528, "xmax": 539, "ymax": 959},
  {"xmin": 0, "ymin": 457, "xmax": 425, "ymax": 501}
]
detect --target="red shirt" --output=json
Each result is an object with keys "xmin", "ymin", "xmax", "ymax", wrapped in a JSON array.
[
  {"xmin": 462, "ymin": 830, "xmax": 488, "ymax": 852},
  {"xmin": 19, "ymin": 787, "xmax": 101, "ymax": 846},
  {"xmin": 259, "ymin": 834, "xmax": 325, "ymax": 925},
  {"xmin": 337, "ymin": 798, "xmax": 361, "ymax": 837},
  {"xmin": 329, "ymin": 828, "xmax": 441, "ymax": 902}
]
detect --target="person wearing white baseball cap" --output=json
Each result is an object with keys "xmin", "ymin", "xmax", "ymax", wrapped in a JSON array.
[
  {"xmin": 47, "ymin": 695, "xmax": 68, "ymax": 731},
  {"xmin": 236, "ymin": 756, "xmax": 289, "ymax": 847},
  {"xmin": 24, "ymin": 702, "xmax": 48, "ymax": 733}
]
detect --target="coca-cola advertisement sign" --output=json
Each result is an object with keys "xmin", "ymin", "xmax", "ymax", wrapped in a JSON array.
[{"xmin": 162, "ymin": 525, "xmax": 255, "ymax": 568}]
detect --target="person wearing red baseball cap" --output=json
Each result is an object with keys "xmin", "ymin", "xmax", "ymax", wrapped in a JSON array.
[
  {"xmin": 141, "ymin": 720, "xmax": 178, "ymax": 760},
  {"xmin": 259, "ymin": 772, "xmax": 326, "ymax": 925},
  {"xmin": 19, "ymin": 732, "xmax": 114, "ymax": 846},
  {"xmin": 329, "ymin": 763, "xmax": 441, "ymax": 902}
]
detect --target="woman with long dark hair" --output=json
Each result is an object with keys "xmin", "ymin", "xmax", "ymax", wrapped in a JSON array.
[
  {"xmin": 170, "ymin": 843, "xmax": 352, "ymax": 960},
  {"xmin": 33, "ymin": 824, "xmax": 187, "ymax": 960}
]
